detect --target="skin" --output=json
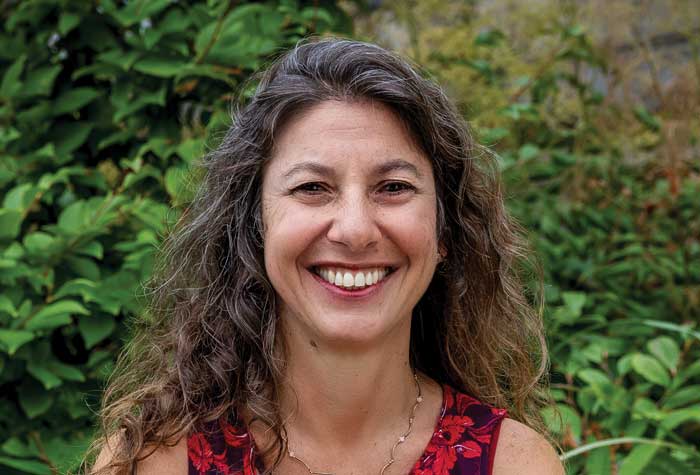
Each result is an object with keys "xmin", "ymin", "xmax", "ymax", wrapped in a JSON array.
[{"xmin": 94, "ymin": 100, "xmax": 564, "ymax": 475}]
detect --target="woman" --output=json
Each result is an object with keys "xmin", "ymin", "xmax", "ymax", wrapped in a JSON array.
[{"xmin": 90, "ymin": 38, "xmax": 564, "ymax": 475}]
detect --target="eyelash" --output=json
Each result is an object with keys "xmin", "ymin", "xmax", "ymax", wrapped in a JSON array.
[{"xmin": 292, "ymin": 181, "xmax": 416, "ymax": 196}]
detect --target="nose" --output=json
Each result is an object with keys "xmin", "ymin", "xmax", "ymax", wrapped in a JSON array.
[{"xmin": 325, "ymin": 190, "xmax": 382, "ymax": 252}]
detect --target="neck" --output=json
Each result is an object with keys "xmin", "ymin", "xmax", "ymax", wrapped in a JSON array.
[{"xmin": 278, "ymin": 317, "xmax": 417, "ymax": 450}]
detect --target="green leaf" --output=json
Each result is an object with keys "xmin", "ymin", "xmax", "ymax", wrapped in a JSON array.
[
  {"xmin": 96, "ymin": 49, "xmax": 142, "ymax": 71},
  {"xmin": 678, "ymin": 360, "xmax": 700, "ymax": 385},
  {"xmin": 133, "ymin": 56, "xmax": 189, "ymax": 78},
  {"xmin": 0, "ymin": 294, "xmax": 17, "ymax": 316},
  {"xmin": 562, "ymin": 291, "xmax": 586, "ymax": 315},
  {"xmin": 0, "ymin": 126, "xmax": 20, "ymax": 146},
  {"xmin": 631, "ymin": 353, "xmax": 671, "ymax": 387},
  {"xmin": 46, "ymin": 360, "xmax": 85, "ymax": 382},
  {"xmin": 27, "ymin": 361, "xmax": 63, "ymax": 390},
  {"xmin": 0, "ymin": 209, "xmax": 23, "ymax": 239},
  {"xmin": 78, "ymin": 315, "xmax": 115, "ymax": 349},
  {"xmin": 2, "ymin": 183, "xmax": 39, "ymax": 212},
  {"xmin": 52, "ymin": 87, "xmax": 101, "ymax": 116},
  {"xmin": 18, "ymin": 380, "xmax": 53, "ymax": 418},
  {"xmin": 619, "ymin": 444, "xmax": 659, "ymax": 475},
  {"xmin": 25, "ymin": 300, "xmax": 89, "ymax": 331},
  {"xmin": 23, "ymin": 232, "xmax": 59, "ymax": 257},
  {"xmin": 75, "ymin": 240, "xmax": 104, "ymax": 259},
  {"xmin": 633, "ymin": 398, "xmax": 662, "ymax": 420},
  {"xmin": 111, "ymin": 87, "xmax": 166, "ymax": 122},
  {"xmin": 176, "ymin": 138, "xmax": 204, "ymax": 163},
  {"xmin": 57, "ymin": 200, "xmax": 92, "ymax": 234},
  {"xmin": 159, "ymin": 8, "xmax": 192, "ymax": 35},
  {"xmin": 103, "ymin": 0, "xmax": 172, "ymax": 27},
  {"xmin": 0, "ymin": 456, "xmax": 51, "ymax": 475},
  {"xmin": 585, "ymin": 446, "xmax": 611, "ymax": 475},
  {"xmin": 662, "ymin": 385, "xmax": 700, "ymax": 410},
  {"xmin": 477, "ymin": 127, "xmax": 509, "ymax": 145},
  {"xmin": 641, "ymin": 319, "xmax": 700, "ymax": 341},
  {"xmin": 58, "ymin": 12, "xmax": 81, "ymax": 35},
  {"xmin": 647, "ymin": 336, "xmax": 680, "ymax": 373},
  {"xmin": 20, "ymin": 65, "xmax": 62, "ymax": 98},
  {"xmin": 53, "ymin": 278, "xmax": 98, "ymax": 303},
  {"xmin": 51, "ymin": 122, "xmax": 94, "ymax": 158},
  {"xmin": 122, "ymin": 164, "xmax": 162, "ymax": 190},
  {"xmin": 1, "ymin": 437, "xmax": 37, "ymax": 458},
  {"xmin": 164, "ymin": 165, "xmax": 191, "ymax": 202},
  {"xmin": 66, "ymin": 255, "xmax": 101, "ymax": 280},
  {"xmin": 541, "ymin": 404, "xmax": 582, "ymax": 444},
  {"xmin": 0, "ymin": 54, "xmax": 26, "ymax": 99},
  {"xmin": 660, "ymin": 407, "xmax": 700, "ymax": 431},
  {"xmin": 577, "ymin": 368, "xmax": 613, "ymax": 398},
  {"xmin": 0, "ymin": 329, "xmax": 35, "ymax": 355},
  {"xmin": 41, "ymin": 434, "xmax": 92, "ymax": 474}
]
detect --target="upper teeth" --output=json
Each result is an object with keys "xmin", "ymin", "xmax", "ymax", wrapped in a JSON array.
[{"xmin": 315, "ymin": 267, "xmax": 390, "ymax": 288}]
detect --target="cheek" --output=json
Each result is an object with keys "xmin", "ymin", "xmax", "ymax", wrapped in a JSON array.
[
  {"xmin": 381, "ymin": 200, "xmax": 439, "ymax": 258},
  {"xmin": 262, "ymin": 200, "xmax": 324, "ymax": 272}
]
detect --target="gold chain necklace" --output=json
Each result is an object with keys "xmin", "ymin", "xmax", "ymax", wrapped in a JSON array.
[{"xmin": 280, "ymin": 373, "xmax": 423, "ymax": 475}]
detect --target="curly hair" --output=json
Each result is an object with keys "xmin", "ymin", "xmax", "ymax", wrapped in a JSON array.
[{"xmin": 86, "ymin": 37, "xmax": 553, "ymax": 474}]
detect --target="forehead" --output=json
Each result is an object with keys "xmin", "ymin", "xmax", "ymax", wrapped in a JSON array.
[{"xmin": 265, "ymin": 100, "xmax": 432, "ymax": 178}]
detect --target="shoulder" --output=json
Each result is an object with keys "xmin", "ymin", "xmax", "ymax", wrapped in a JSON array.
[
  {"xmin": 92, "ymin": 432, "xmax": 188, "ymax": 475},
  {"xmin": 491, "ymin": 418, "xmax": 565, "ymax": 475},
  {"xmin": 136, "ymin": 438, "xmax": 188, "ymax": 475}
]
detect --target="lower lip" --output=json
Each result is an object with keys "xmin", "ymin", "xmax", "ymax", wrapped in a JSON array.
[{"xmin": 308, "ymin": 269, "xmax": 393, "ymax": 299}]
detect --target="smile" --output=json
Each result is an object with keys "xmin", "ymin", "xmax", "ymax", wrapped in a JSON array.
[{"xmin": 311, "ymin": 266, "xmax": 395, "ymax": 291}]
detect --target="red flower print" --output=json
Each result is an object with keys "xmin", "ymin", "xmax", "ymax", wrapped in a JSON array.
[
  {"xmin": 221, "ymin": 418, "xmax": 251, "ymax": 448},
  {"xmin": 188, "ymin": 432, "xmax": 231, "ymax": 475},
  {"xmin": 472, "ymin": 431, "xmax": 492, "ymax": 444},
  {"xmin": 437, "ymin": 415, "xmax": 472, "ymax": 444},
  {"xmin": 454, "ymin": 440, "xmax": 482, "ymax": 459},
  {"xmin": 188, "ymin": 434, "xmax": 214, "ymax": 474},
  {"xmin": 414, "ymin": 446, "xmax": 458, "ymax": 475},
  {"xmin": 431, "ymin": 446, "xmax": 458, "ymax": 474},
  {"xmin": 454, "ymin": 392, "xmax": 480, "ymax": 415}
]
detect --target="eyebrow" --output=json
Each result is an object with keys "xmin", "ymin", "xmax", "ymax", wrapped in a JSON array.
[{"xmin": 282, "ymin": 158, "xmax": 423, "ymax": 180}]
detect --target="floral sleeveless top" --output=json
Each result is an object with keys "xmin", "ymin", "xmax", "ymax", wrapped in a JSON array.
[{"xmin": 188, "ymin": 384, "xmax": 507, "ymax": 475}]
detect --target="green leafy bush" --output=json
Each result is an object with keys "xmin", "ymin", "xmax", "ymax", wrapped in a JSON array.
[
  {"xmin": 0, "ymin": 1, "xmax": 348, "ymax": 473},
  {"xmin": 386, "ymin": 7, "xmax": 700, "ymax": 473}
]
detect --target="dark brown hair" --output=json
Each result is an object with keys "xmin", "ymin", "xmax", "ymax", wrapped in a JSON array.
[{"xmin": 86, "ymin": 36, "xmax": 552, "ymax": 474}]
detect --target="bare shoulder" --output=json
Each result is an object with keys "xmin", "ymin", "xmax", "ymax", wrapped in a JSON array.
[
  {"xmin": 492, "ymin": 418, "xmax": 565, "ymax": 475},
  {"xmin": 92, "ymin": 433, "xmax": 188, "ymax": 475}
]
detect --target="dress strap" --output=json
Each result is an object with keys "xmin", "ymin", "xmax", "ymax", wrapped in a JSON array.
[{"xmin": 409, "ymin": 384, "xmax": 508, "ymax": 475}]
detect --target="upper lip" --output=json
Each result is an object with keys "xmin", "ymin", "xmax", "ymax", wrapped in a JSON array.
[{"xmin": 309, "ymin": 261, "xmax": 397, "ymax": 270}]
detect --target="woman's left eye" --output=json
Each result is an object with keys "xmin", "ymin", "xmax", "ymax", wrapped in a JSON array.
[{"xmin": 381, "ymin": 182, "xmax": 415, "ymax": 195}]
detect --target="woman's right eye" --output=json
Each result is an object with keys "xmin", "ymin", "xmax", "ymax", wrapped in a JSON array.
[{"xmin": 292, "ymin": 182, "xmax": 327, "ymax": 195}]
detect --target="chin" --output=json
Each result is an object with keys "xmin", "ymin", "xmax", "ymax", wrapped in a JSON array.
[{"xmin": 310, "ymin": 313, "xmax": 404, "ymax": 348}]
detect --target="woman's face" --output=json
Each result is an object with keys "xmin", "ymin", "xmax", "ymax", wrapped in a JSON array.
[{"xmin": 261, "ymin": 100, "xmax": 440, "ymax": 349}]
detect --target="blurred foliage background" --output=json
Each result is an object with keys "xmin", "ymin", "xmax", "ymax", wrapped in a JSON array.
[{"xmin": 0, "ymin": 0, "xmax": 698, "ymax": 474}]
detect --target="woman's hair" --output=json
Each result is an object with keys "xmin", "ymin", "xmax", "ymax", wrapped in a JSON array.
[{"xmin": 87, "ymin": 37, "xmax": 552, "ymax": 473}]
